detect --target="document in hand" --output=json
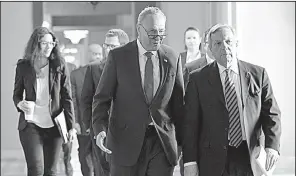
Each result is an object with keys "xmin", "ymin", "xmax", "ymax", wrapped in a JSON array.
[
  {"xmin": 54, "ymin": 110, "xmax": 68, "ymax": 144},
  {"xmin": 255, "ymin": 146, "xmax": 276, "ymax": 176}
]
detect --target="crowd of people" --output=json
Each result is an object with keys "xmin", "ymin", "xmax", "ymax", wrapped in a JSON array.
[{"xmin": 13, "ymin": 6, "xmax": 281, "ymax": 176}]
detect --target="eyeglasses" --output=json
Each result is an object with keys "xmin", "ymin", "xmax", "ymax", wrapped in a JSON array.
[
  {"xmin": 139, "ymin": 24, "xmax": 166, "ymax": 40},
  {"xmin": 39, "ymin": 41, "xmax": 56, "ymax": 47},
  {"xmin": 103, "ymin": 43, "xmax": 120, "ymax": 49}
]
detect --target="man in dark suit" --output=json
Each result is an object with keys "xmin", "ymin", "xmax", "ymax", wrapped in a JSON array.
[
  {"xmin": 81, "ymin": 29, "xmax": 129, "ymax": 176},
  {"xmin": 182, "ymin": 24, "xmax": 281, "ymax": 176},
  {"xmin": 92, "ymin": 6, "xmax": 184, "ymax": 176},
  {"xmin": 70, "ymin": 44, "xmax": 103, "ymax": 176},
  {"xmin": 60, "ymin": 62, "xmax": 77, "ymax": 176}
]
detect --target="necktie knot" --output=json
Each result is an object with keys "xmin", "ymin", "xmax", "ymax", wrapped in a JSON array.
[
  {"xmin": 225, "ymin": 69, "xmax": 231, "ymax": 76},
  {"xmin": 145, "ymin": 52, "xmax": 153, "ymax": 59}
]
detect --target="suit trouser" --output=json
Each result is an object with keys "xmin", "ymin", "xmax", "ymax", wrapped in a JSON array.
[
  {"xmin": 19, "ymin": 123, "xmax": 63, "ymax": 176},
  {"xmin": 77, "ymin": 135, "xmax": 94, "ymax": 176},
  {"xmin": 62, "ymin": 141, "xmax": 73, "ymax": 176},
  {"xmin": 222, "ymin": 141, "xmax": 253, "ymax": 176},
  {"xmin": 110, "ymin": 126, "xmax": 175, "ymax": 176}
]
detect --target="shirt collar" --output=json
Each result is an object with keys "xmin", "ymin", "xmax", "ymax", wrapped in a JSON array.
[
  {"xmin": 217, "ymin": 58, "xmax": 239, "ymax": 75},
  {"xmin": 137, "ymin": 39, "xmax": 157, "ymax": 57}
]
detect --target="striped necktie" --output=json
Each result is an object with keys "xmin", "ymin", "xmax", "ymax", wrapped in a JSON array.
[{"xmin": 225, "ymin": 69, "xmax": 242, "ymax": 147}]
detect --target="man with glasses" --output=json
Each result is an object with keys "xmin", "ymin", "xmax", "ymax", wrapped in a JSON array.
[
  {"xmin": 70, "ymin": 44, "xmax": 103, "ymax": 176},
  {"xmin": 92, "ymin": 6, "xmax": 184, "ymax": 176},
  {"xmin": 81, "ymin": 29, "xmax": 129, "ymax": 176}
]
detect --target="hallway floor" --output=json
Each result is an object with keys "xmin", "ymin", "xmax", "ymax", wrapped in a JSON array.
[{"xmin": 1, "ymin": 136, "xmax": 294, "ymax": 176}]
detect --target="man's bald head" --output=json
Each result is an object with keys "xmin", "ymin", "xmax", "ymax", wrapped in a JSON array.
[{"xmin": 88, "ymin": 44, "xmax": 103, "ymax": 63}]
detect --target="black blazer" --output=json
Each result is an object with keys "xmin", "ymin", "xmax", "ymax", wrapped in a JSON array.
[
  {"xmin": 92, "ymin": 40, "xmax": 185, "ymax": 166},
  {"xmin": 13, "ymin": 59, "xmax": 75, "ymax": 131},
  {"xmin": 182, "ymin": 60, "xmax": 281, "ymax": 176},
  {"xmin": 183, "ymin": 55, "xmax": 207, "ymax": 89},
  {"xmin": 80, "ymin": 61, "xmax": 105, "ymax": 132},
  {"xmin": 70, "ymin": 66, "xmax": 88, "ymax": 134}
]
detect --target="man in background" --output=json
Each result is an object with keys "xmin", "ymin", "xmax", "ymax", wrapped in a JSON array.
[
  {"xmin": 81, "ymin": 29, "xmax": 129, "ymax": 176},
  {"xmin": 70, "ymin": 44, "xmax": 103, "ymax": 176}
]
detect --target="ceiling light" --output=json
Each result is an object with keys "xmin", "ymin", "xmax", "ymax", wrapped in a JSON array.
[{"xmin": 63, "ymin": 30, "xmax": 89, "ymax": 44}]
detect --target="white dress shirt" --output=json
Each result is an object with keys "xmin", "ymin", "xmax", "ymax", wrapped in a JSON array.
[
  {"xmin": 137, "ymin": 39, "xmax": 160, "ymax": 96},
  {"xmin": 186, "ymin": 51, "xmax": 201, "ymax": 64},
  {"xmin": 28, "ymin": 64, "xmax": 54, "ymax": 128}
]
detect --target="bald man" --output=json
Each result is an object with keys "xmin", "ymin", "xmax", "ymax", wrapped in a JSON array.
[
  {"xmin": 81, "ymin": 28, "xmax": 129, "ymax": 176},
  {"xmin": 70, "ymin": 44, "xmax": 103, "ymax": 176}
]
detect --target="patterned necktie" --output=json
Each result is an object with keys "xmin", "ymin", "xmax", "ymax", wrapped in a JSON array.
[
  {"xmin": 225, "ymin": 69, "xmax": 242, "ymax": 147},
  {"xmin": 144, "ymin": 52, "xmax": 154, "ymax": 104}
]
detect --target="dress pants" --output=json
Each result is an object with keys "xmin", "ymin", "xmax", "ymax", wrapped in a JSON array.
[
  {"xmin": 222, "ymin": 141, "xmax": 253, "ymax": 176},
  {"xmin": 77, "ymin": 135, "xmax": 93, "ymax": 176},
  {"xmin": 110, "ymin": 126, "xmax": 174, "ymax": 176},
  {"xmin": 19, "ymin": 123, "xmax": 63, "ymax": 176},
  {"xmin": 62, "ymin": 141, "xmax": 73, "ymax": 176}
]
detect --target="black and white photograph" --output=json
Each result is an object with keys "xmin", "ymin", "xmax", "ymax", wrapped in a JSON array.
[{"xmin": 1, "ymin": 1, "xmax": 295, "ymax": 176}]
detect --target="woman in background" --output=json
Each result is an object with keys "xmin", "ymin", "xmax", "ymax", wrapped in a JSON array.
[
  {"xmin": 13, "ymin": 26, "xmax": 75, "ymax": 176},
  {"xmin": 179, "ymin": 27, "xmax": 202, "ymax": 67}
]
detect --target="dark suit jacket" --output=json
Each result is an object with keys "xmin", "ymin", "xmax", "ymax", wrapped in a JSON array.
[
  {"xmin": 183, "ymin": 55, "xmax": 207, "ymax": 89},
  {"xmin": 80, "ymin": 61, "xmax": 105, "ymax": 131},
  {"xmin": 70, "ymin": 66, "xmax": 88, "ymax": 135},
  {"xmin": 92, "ymin": 40, "xmax": 185, "ymax": 166},
  {"xmin": 182, "ymin": 60, "xmax": 281, "ymax": 176},
  {"xmin": 13, "ymin": 59, "xmax": 75, "ymax": 131}
]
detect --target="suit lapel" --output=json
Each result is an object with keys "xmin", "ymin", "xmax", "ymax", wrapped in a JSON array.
[
  {"xmin": 238, "ymin": 60, "xmax": 250, "ymax": 109},
  {"xmin": 128, "ymin": 41, "xmax": 148, "ymax": 103},
  {"xmin": 208, "ymin": 61, "xmax": 227, "ymax": 108},
  {"xmin": 29, "ymin": 65, "xmax": 37, "ymax": 94},
  {"xmin": 154, "ymin": 46, "xmax": 169, "ymax": 99}
]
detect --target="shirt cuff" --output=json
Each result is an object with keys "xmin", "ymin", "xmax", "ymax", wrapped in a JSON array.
[{"xmin": 184, "ymin": 162, "xmax": 197, "ymax": 167}]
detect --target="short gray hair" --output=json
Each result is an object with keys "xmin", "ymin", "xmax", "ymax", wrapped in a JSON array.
[
  {"xmin": 137, "ymin": 6, "xmax": 166, "ymax": 25},
  {"xmin": 208, "ymin": 23, "xmax": 237, "ymax": 47}
]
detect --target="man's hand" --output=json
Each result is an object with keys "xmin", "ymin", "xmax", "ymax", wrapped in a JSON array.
[
  {"xmin": 184, "ymin": 164, "xmax": 198, "ymax": 176},
  {"xmin": 265, "ymin": 148, "xmax": 279, "ymax": 171},
  {"xmin": 67, "ymin": 128, "xmax": 76, "ymax": 142},
  {"xmin": 96, "ymin": 131, "xmax": 112, "ymax": 154},
  {"xmin": 74, "ymin": 123, "xmax": 81, "ymax": 135}
]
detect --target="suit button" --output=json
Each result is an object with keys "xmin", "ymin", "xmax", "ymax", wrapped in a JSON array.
[
  {"xmin": 225, "ymin": 128, "xmax": 228, "ymax": 131},
  {"xmin": 223, "ymin": 146, "xmax": 227, "ymax": 150}
]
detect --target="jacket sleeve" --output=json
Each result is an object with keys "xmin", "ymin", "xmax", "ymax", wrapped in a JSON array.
[
  {"xmin": 92, "ymin": 52, "xmax": 116, "ymax": 137},
  {"xmin": 13, "ymin": 62, "xmax": 24, "ymax": 112},
  {"xmin": 81, "ymin": 65, "xmax": 95, "ymax": 130},
  {"xmin": 171, "ymin": 54, "xmax": 185, "ymax": 146},
  {"xmin": 70, "ymin": 71, "xmax": 79, "ymax": 123},
  {"xmin": 182, "ymin": 72, "xmax": 200, "ymax": 163},
  {"xmin": 60, "ymin": 63, "xmax": 75, "ymax": 131},
  {"xmin": 260, "ymin": 69, "xmax": 281, "ymax": 153}
]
